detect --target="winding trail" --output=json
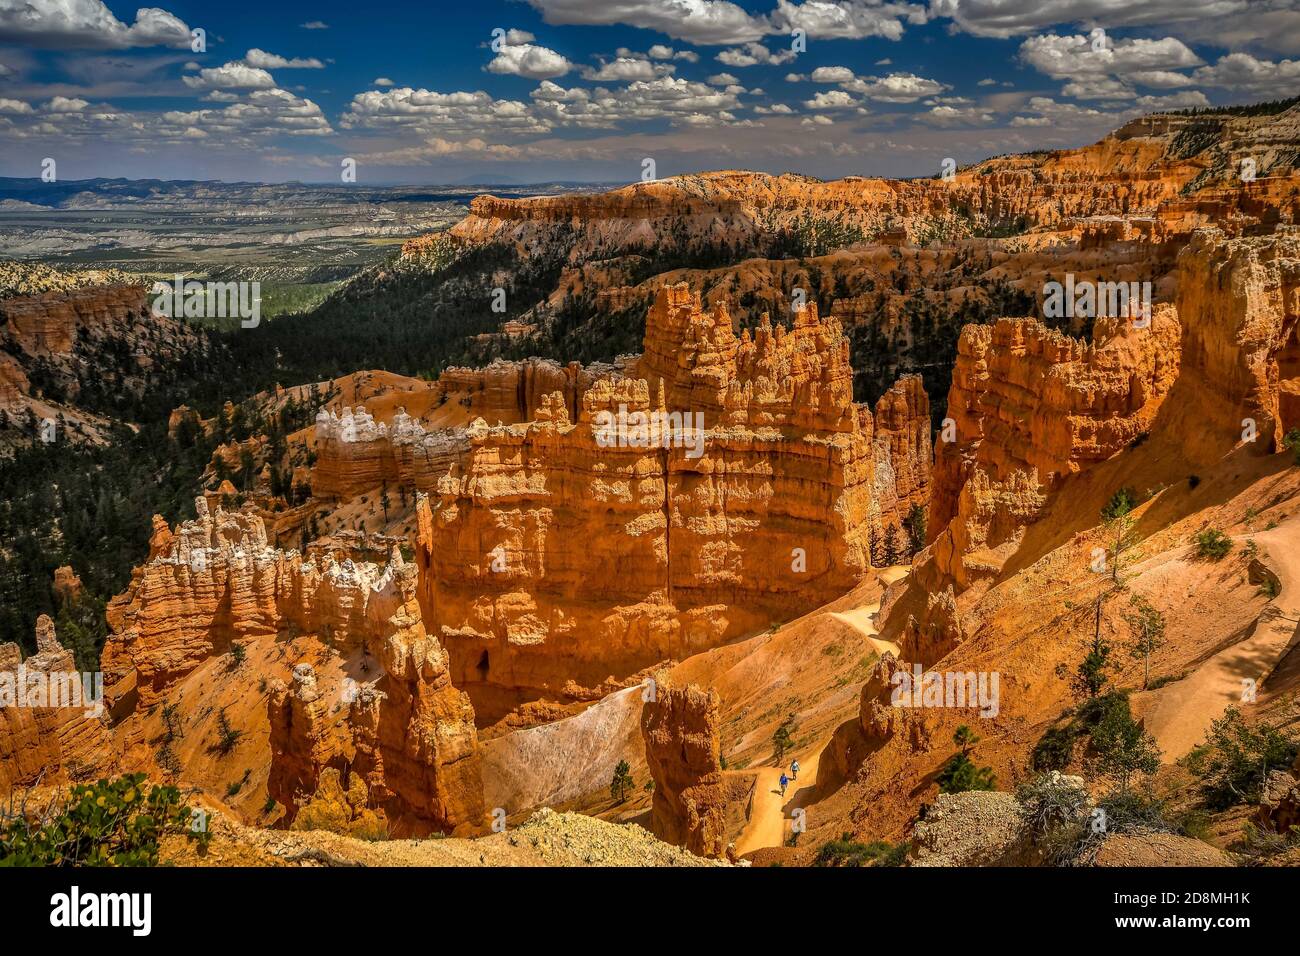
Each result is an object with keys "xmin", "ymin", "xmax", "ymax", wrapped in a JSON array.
[
  {"xmin": 733, "ymin": 746, "xmax": 824, "ymax": 856},
  {"xmin": 1143, "ymin": 522, "xmax": 1300, "ymax": 758},
  {"xmin": 734, "ymin": 566, "xmax": 910, "ymax": 854}
]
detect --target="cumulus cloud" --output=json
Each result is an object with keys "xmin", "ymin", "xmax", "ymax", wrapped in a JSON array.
[
  {"xmin": 716, "ymin": 41, "xmax": 799, "ymax": 67},
  {"xmin": 581, "ymin": 56, "xmax": 674, "ymax": 81},
  {"xmin": 803, "ymin": 89, "xmax": 857, "ymax": 109},
  {"xmin": 0, "ymin": 98, "xmax": 34, "ymax": 114},
  {"xmin": 0, "ymin": 0, "xmax": 192, "ymax": 49},
  {"xmin": 523, "ymin": 0, "xmax": 769, "ymax": 45},
  {"xmin": 343, "ymin": 87, "xmax": 551, "ymax": 136},
  {"xmin": 844, "ymin": 71, "xmax": 949, "ymax": 102},
  {"xmin": 1019, "ymin": 33, "xmax": 1202, "ymax": 80},
  {"xmin": 183, "ymin": 62, "xmax": 277, "ymax": 91},
  {"xmin": 486, "ymin": 42, "xmax": 573, "ymax": 80},
  {"xmin": 772, "ymin": 0, "xmax": 926, "ymax": 41},
  {"xmin": 937, "ymin": 0, "xmax": 1248, "ymax": 38},
  {"xmin": 1191, "ymin": 52, "xmax": 1300, "ymax": 92},
  {"xmin": 244, "ymin": 49, "xmax": 325, "ymax": 70}
]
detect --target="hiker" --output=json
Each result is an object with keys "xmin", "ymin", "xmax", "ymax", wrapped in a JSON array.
[
  {"xmin": 790, "ymin": 759, "xmax": 800, "ymax": 780},
  {"xmin": 779, "ymin": 773, "xmax": 789, "ymax": 797}
]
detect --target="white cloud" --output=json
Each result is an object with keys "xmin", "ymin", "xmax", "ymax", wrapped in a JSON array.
[
  {"xmin": 300, "ymin": 21, "xmax": 329, "ymax": 30},
  {"xmin": 244, "ymin": 49, "xmax": 325, "ymax": 70},
  {"xmin": 773, "ymin": 0, "xmax": 926, "ymax": 40},
  {"xmin": 801, "ymin": 114, "xmax": 833, "ymax": 125},
  {"xmin": 938, "ymin": 0, "xmax": 1247, "ymax": 38},
  {"xmin": 1128, "ymin": 70, "xmax": 1195, "ymax": 89},
  {"xmin": 0, "ymin": 0, "xmax": 192, "ymax": 49},
  {"xmin": 1019, "ymin": 33, "xmax": 1202, "ymax": 80},
  {"xmin": 647, "ymin": 44, "xmax": 699, "ymax": 62},
  {"xmin": 524, "ymin": 0, "xmax": 769, "ymax": 45},
  {"xmin": 373, "ymin": 77, "xmax": 395, "ymax": 88},
  {"xmin": 716, "ymin": 41, "xmax": 798, "ymax": 67},
  {"xmin": 809, "ymin": 66, "xmax": 856, "ymax": 83},
  {"xmin": 0, "ymin": 98, "xmax": 34, "ymax": 114},
  {"xmin": 843, "ymin": 71, "xmax": 948, "ymax": 102},
  {"xmin": 708, "ymin": 72, "xmax": 740, "ymax": 85},
  {"xmin": 46, "ymin": 96, "xmax": 89, "ymax": 112},
  {"xmin": 582, "ymin": 57, "xmax": 674, "ymax": 81},
  {"xmin": 183, "ymin": 62, "xmax": 278, "ymax": 91},
  {"xmin": 1191, "ymin": 52, "xmax": 1300, "ymax": 92},
  {"xmin": 804, "ymin": 89, "xmax": 857, "ymax": 109},
  {"xmin": 487, "ymin": 42, "xmax": 573, "ymax": 80}
]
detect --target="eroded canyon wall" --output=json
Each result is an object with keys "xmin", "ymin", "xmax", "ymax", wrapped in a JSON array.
[{"xmin": 414, "ymin": 285, "xmax": 932, "ymax": 708}]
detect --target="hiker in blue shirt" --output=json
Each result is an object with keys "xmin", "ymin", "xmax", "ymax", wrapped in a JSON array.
[
  {"xmin": 779, "ymin": 773, "xmax": 789, "ymax": 797},
  {"xmin": 790, "ymin": 759, "xmax": 800, "ymax": 780}
]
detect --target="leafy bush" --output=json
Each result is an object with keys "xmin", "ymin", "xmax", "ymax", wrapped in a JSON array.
[
  {"xmin": 1187, "ymin": 707, "xmax": 1297, "ymax": 810},
  {"xmin": 1193, "ymin": 528, "xmax": 1232, "ymax": 561},
  {"xmin": 1030, "ymin": 692, "xmax": 1133, "ymax": 772},
  {"xmin": 0, "ymin": 773, "xmax": 210, "ymax": 866},
  {"xmin": 814, "ymin": 833, "xmax": 910, "ymax": 867},
  {"xmin": 1101, "ymin": 487, "xmax": 1138, "ymax": 520},
  {"xmin": 936, "ymin": 753, "xmax": 996, "ymax": 794},
  {"xmin": 1282, "ymin": 427, "xmax": 1300, "ymax": 465}
]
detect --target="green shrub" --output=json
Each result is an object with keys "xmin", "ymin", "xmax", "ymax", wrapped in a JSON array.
[
  {"xmin": 814, "ymin": 833, "xmax": 910, "ymax": 867},
  {"xmin": 1030, "ymin": 725, "xmax": 1077, "ymax": 772},
  {"xmin": 0, "ymin": 774, "xmax": 210, "ymax": 866},
  {"xmin": 1193, "ymin": 528, "xmax": 1232, "ymax": 561},
  {"xmin": 1191, "ymin": 707, "xmax": 1297, "ymax": 810},
  {"xmin": 1282, "ymin": 427, "xmax": 1300, "ymax": 465},
  {"xmin": 1101, "ymin": 487, "xmax": 1138, "ymax": 520},
  {"xmin": 936, "ymin": 753, "xmax": 996, "ymax": 794}
]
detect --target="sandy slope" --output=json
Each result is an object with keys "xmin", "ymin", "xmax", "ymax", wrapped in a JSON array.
[{"xmin": 1142, "ymin": 522, "xmax": 1300, "ymax": 757}]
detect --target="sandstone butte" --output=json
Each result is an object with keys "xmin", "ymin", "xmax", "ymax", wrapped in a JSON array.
[
  {"xmin": 428, "ymin": 108, "xmax": 1300, "ymax": 270},
  {"xmin": 409, "ymin": 284, "xmax": 931, "ymax": 716}
]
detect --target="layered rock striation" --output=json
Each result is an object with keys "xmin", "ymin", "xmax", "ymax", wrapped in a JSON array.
[
  {"xmin": 414, "ymin": 284, "xmax": 932, "ymax": 707},
  {"xmin": 641, "ymin": 680, "xmax": 727, "ymax": 857},
  {"xmin": 0, "ymin": 616, "xmax": 112, "ymax": 789}
]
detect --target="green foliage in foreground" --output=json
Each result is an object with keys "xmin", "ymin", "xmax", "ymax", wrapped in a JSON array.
[
  {"xmin": 0, "ymin": 774, "xmax": 210, "ymax": 866},
  {"xmin": 814, "ymin": 833, "xmax": 910, "ymax": 867}
]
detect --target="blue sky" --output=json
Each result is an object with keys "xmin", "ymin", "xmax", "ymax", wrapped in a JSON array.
[{"xmin": 0, "ymin": 0, "xmax": 1297, "ymax": 184}]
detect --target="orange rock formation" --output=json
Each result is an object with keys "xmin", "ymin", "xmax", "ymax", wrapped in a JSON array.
[
  {"xmin": 641, "ymin": 680, "xmax": 727, "ymax": 857},
  {"xmin": 413, "ymin": 284, "xmax": 931, "ymax": 713},
  {"xmin": 0, "ymin": 616, "xmax": 112, "ymax": 789}
]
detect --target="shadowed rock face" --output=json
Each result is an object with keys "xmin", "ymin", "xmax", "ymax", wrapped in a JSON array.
[
  {"xmin": 96, "ymin": 499, "xmax": 485, "ymax": 835},
  {"xmin": 0, "ymin": 615, "xmax": 113, "ymax": 790},
  {"xmin": 413, "ymin": 284, "xmax": 932, "ymax": 713},
  {"xmin": 266, "ymin": 584, "xmax": 485, "ymax": 837},
  {"xmin": 641, "ymin": 680, "xmax": 726, "ymax": 858},
  {"xmin": 100, "ymin": 498, "xmax": 431, "ymax": 713}
]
